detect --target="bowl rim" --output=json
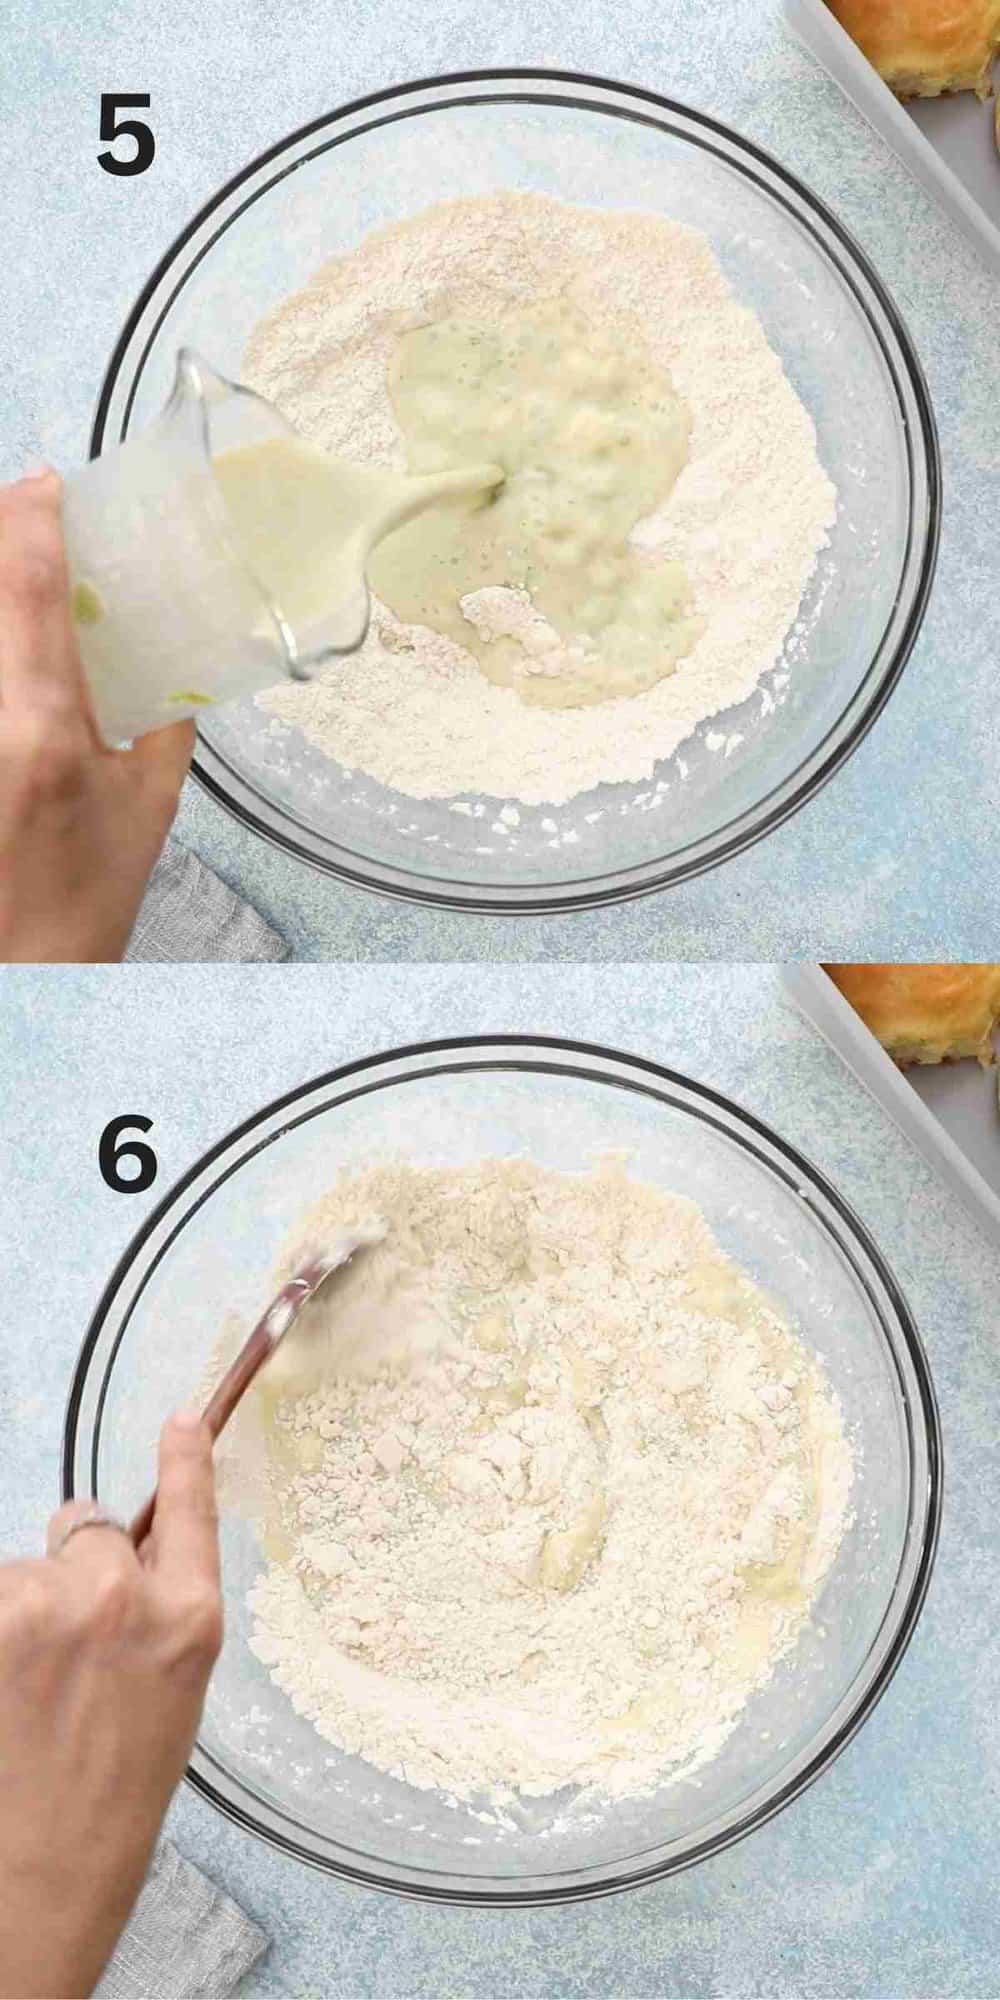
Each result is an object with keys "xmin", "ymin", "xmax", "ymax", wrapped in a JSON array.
[
  {"xmin": 89, "ymin": 68, "xmax": 942, "ymax": 915},
  {"xmin": 63, "ymin": 1033, "xmax": 943, "ymax": 1906}
]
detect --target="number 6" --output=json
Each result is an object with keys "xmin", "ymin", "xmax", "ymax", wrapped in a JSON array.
[{"xmin": 99, "ymin": 1115, "xmax": 158, "ymax": 1193}]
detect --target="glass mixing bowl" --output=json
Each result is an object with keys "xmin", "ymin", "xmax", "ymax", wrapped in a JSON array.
[
  {"xmin": 92, "ymin": 71, "xmax": 939, "ymax": 914},
  {"xmin": 65, "ymin": 1037, "xmax": 941, "ymax": 1904}
]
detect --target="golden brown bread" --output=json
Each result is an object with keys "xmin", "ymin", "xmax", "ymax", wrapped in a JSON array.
[
  {"xmin": 826, "ymin": 1, "xmax": 1000, "ymax": 97},
  {"xmin": 823, "ymin": 964, "xmax": 1000, "ymax": 1065}
]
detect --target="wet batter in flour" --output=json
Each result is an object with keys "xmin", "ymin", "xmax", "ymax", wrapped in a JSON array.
[
  {"xmin": 244, "ymin": 191, "xmax": 836, "ymax": 807},
  {"xmin": 369, "ymin": 296, "xmax": 702, "ymax": 707}
]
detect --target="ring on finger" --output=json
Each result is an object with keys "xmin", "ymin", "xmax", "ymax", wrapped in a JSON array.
[{"xmin": 50, "ymin": 1503, "xmax": 130, "ymax": 1557}]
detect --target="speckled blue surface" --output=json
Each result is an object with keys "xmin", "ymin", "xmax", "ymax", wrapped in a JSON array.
[
  {"xmin": 2, "ymin": 962, "xmax": 997, "ymax": 1996},
  {"xmin": 3, "ymin": 0, "xmax": 998, "ymax": 959}
]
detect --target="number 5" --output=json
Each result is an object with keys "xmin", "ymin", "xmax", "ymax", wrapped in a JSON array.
[{"xmin": 98, "ymin": 93, "xmax": 155, "ymax": 177}]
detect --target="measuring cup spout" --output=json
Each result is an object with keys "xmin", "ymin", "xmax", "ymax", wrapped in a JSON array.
[
  {"xmin": 171, "ymin": 348, "xmax": 235, "ymax": 410},
  {"xmin": 167, "ymin": 347, "xmax": 299, "ymax": 455}
]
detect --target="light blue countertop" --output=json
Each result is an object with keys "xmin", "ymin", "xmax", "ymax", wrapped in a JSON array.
[
  {"xmin": 4, "ymin": 0, "xmax": 999, "ymax": 960},
  {"xmin": 2, "ymin": 961, "xmax": 998, "ymax": 1996}
]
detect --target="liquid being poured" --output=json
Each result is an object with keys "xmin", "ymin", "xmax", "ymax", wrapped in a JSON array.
[
  {"xmin": 368, "ymin": 296, "xmax": 703, "ymax": 709},
  {"xmin": 211, "ymin": 435, "xmax": 503, "ymax": 651}
]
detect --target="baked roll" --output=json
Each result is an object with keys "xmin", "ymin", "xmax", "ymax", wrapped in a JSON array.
[
  {"xmin": 826, "ymin": 1, "xmax": 1000, "ymax": 97},
  {"xmin": 823, "ymin": 963, "xmax": 1000, "ymax": 1064}
]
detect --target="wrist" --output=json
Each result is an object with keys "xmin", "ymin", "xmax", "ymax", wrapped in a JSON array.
[{"xmin": 0, "ymin": 1832, "xmax": 156, "ymax": 1999}]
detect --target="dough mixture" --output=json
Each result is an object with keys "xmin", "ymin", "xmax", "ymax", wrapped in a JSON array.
[
  {"xmin": 244, "ymin": 191, "xmax": 837, "ymax": 806},
  {"xmin": 230, "ymin": 1158, "xmax": 853, "ymax": 1803}
]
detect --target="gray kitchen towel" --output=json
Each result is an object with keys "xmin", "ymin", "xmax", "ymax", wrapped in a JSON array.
[
  {"xmin": 126, "ymin": 839, "xmax": 289, "ymax": 963},
  {"xmin": 96, "ymin": 1840, "xmax": 268, "ymax": 1999}
]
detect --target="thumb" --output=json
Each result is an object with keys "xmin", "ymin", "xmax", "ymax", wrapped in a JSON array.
[
  {"xmin": 123, "ymin": 717, "xmax": 195, "ymax": 801},
  {"xmin": 148, "ymin": 1407, "xmax": 220, "ymax": 1592}
]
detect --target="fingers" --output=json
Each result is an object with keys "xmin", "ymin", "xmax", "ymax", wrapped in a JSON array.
[
  {"xmin": 0, "ymin": 472, "xmax": 89, "ymax": 719},
  {"xmin": 44, "ymin": 1506, "xmax": 141, "ymax": 1641},
  {"xmin": 147, "ymin": 1410, "xmax": 220, "ymax": 1596}
]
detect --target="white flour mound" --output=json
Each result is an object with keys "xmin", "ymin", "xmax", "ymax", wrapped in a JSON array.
[
  {"xmin": 239, "ymin": 1158, "xmax": 853, "ymax": 1804},
  {"xmin": 244, "ymin": 192, "xmax": 837, "ymax": 808}
]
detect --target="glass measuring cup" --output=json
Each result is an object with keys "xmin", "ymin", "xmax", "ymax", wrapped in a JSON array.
[{"xmin": 62, "ymin": 350, "xmax": 370, "ymax": 745}]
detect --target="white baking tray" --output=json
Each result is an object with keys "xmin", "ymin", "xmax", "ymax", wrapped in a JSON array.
[
  {"xmin": 783, "ymin": 964, "xmax": 1000, "ymax": 1246},
  {"xmin": 785, "ymin": 0, "xmax": 1000, "ymax": 277}
]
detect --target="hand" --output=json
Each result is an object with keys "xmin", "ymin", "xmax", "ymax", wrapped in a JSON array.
[
  {"xmin": 0, "ymin": 470, "xmax": 194, "ymax": 962},
  {"xmin": 0, "ymin": 1412, "xmax": 223, "ymax": 2000}
]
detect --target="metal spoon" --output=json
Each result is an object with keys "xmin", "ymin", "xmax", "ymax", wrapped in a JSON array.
[{"xmin": 129, "ymin": 1227, "xmax": 380, "ymax": 1547}]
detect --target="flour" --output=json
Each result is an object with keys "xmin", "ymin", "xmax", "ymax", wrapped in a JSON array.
[
  {"xmin": 243, "ymin": 191, "xmax": 836, "ymax": 807},
  {"xmin": 237, "ymin": 1157, "xmax": 852, "ymax": 1803}
]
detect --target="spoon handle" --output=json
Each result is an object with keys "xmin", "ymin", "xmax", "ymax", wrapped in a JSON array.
[{"xmin": 128, "ymin": 1253, "xmax": 343, "ymax": 1548}]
